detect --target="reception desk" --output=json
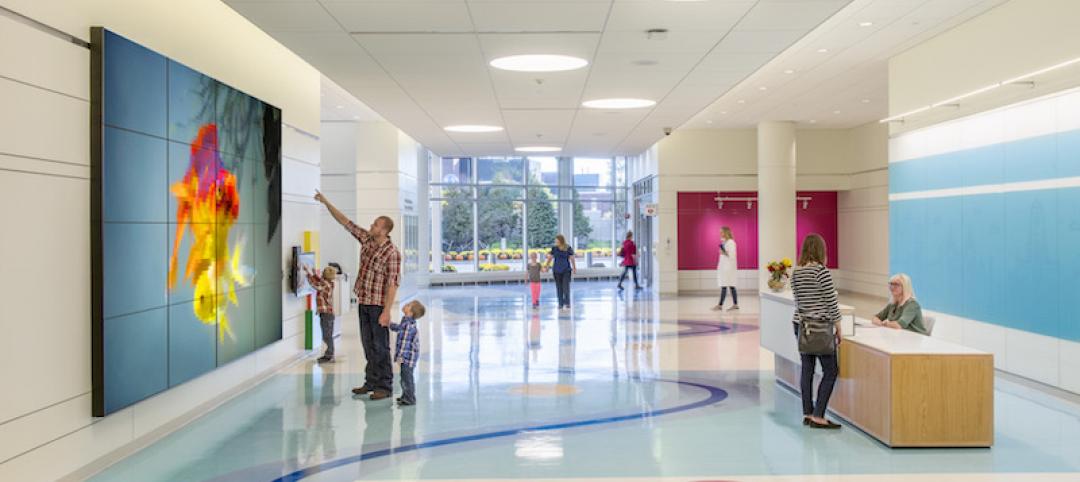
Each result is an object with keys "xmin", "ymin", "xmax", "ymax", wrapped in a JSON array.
[{"xmin": 760, "ymin": 290, "xmax": 994, "ymax": 447}]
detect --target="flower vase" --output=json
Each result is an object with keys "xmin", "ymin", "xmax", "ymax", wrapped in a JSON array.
[{"xmin": 767, "ymin": 278, "xmax": 786, "ymax": 292}]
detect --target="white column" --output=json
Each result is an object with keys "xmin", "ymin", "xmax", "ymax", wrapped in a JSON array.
[{"xmin": 757, "ymin": 121, "xmax": 797, "ymax": 290}]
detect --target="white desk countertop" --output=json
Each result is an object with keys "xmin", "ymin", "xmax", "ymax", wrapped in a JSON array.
[
  {"xmin": 759, "ymin": 289, "xmax": 988, "ymax": 358},
  {"xmin": 842, "ymin": 324, "xmax": 986, "ymax": 355},
  {"xmin": 759, "ymin": 289, "xmax": 855, "ymax": 314}
]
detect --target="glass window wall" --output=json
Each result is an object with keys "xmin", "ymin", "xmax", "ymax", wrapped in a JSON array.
[{"xmin": 428, "ymin": 156, "xmax": 628, "ymax": 275}]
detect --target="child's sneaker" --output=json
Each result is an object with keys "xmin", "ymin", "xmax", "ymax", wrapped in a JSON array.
[
  {"xmin": 317, "ymin": 356, "xmax": 333, "ymax": 363},
  {"xmin": 397, "ymin": 399, "xmax": 415, "ymax": 406}
]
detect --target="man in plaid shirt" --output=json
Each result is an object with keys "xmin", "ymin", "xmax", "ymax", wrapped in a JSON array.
[{"xmin": 315, "ymin": 190, "xmax": 401, "ymax": 401}]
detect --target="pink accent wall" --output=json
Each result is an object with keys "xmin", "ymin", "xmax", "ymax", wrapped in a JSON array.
[{"xmin": 677, "ymin": 191, "xmax": 838, "ymax": 270}]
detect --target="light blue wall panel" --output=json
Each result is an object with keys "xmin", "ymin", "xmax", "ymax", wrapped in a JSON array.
[
  {"xmin": 963, "ymin": 144, "xmax": 1005, "ymax": 188},
  {"xmin": 922, "ymin": 197, "xmax": 963, "ymax": 314},
  {"xmin": 889, "ymin": 199, "xmax": 925, "ymax": 293},
  {"xmin": 959, "ymin": 194, "xmax": 1006, "ymax": 326},
  {"xmin": 1004, "ymin": 190, "xmax": 1058, "ymax": 337},
  {"xmin": 1004, "ymin": 134, "xmax": 1057, "ymax": 184},
  {"xmin": 1056, "ymin": 188, "xmax": 1080, "ymax": 342},
  {"xmin": 1058, "ymin": 130, "xmax": 1080, "ymax": 178},
  {"xmin": 888, "ymin": 158, "xmax": 926, "ymax": 194}
]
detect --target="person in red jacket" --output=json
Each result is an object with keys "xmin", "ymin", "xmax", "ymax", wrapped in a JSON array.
[{"xmin": 617, "ymin": 231, "xmax": 641, "ymax": 291}]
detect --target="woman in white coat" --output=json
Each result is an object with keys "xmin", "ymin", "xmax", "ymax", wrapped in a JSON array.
[{"xmin": 713, "ymin": 226, "xmax": 739, "ymax": 311}]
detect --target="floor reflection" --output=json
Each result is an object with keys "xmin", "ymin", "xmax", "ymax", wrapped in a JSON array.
[{"xmin": 89, "ymin": 282, "xmax": 1080, "ymax": 482}]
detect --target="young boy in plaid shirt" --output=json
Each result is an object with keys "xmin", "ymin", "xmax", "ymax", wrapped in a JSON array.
[
  {"xmin": 305, "ymin": 265, "xmax": 338, "ymax": 363},
  {"xmin": 389, "ymin": 300, "xmax": 424, "ymax": 406}
]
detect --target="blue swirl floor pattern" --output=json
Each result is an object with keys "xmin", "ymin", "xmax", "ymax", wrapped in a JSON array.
[{"xmin": 271, "ymin": 379, "xmax": 728, "ymax": 482}]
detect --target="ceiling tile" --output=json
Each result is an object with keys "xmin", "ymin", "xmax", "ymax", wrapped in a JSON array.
[
  {"xmin": 225, "ymin": 1, "xmax": 340, "ymax": 32},
  {"xmin": 468, "ymin": 2, "xmax": 610, "ymax": 32},
  {"xmin": 322, "ymin": 1, "xmax": 474, "ymax": 32},
  {"xmin": 478, "ymin": 33, "xmax": 600, "ymax": 60},
  {"xmin": 605, "ymin": 1, "xmax": 753, "ymax": 31}
]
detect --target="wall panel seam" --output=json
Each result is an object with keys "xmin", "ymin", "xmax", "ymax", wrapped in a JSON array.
[
  {"xmin": 0, "ymin": 391, "xmax": 90, "ymax": 427},
  {"xmin": 283, "ymin": 155, "xmax": 319, "ymax": 167},
  {"xmin": 0, "ymin": 74, "xmax": 89, "ymax": 102},
  {"xmin": 0, "ymin": 166, "xmax": 88, "ymax": 180},
  {"xmin": 0, "ymin": 5, "xmax": 89, "ymax": 48},
  {"xmin": 0, "ymin": 151, "xmax": 88, "ymax": 168},
  {"xmin": 0, "ymin": 419, "xmax": 98, "ymax": 466}
]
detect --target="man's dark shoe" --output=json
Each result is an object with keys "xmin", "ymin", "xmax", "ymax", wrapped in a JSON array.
[
  {"xmin": 369, "ymin": 390, "xmax": 391, "ymax": 400},
  {"xmin": 351, "ymin": 386, "xmax": 372, "ymax": 395}
]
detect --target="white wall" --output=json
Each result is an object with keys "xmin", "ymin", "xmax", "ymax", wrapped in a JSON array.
[
  {"xmin": 652, "ymin": 124, "xmax": 889, "ymax": 295},
  {"xmin": 0, "ymin": 1, "xmax": 321, "ymax": 480},
  {"xmin": 889, "ymin": 0, "xmax": 1080, "ymax": 135}
]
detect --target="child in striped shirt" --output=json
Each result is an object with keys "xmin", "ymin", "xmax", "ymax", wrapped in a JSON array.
[{"xmin": 390, "ymin": 300, "xmax": 425, "ymax": 406}]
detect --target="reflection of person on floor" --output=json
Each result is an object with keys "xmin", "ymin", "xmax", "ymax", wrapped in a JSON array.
[
  {"xmin": 313, "ymin": 371, "xmax": 336, "ymax": 460},
  {"xmin": 390, "ymin": 300, "xmax": 424, "ymax": 406},
  {"xmin": 315, "ymin": 189, "xmax": 401, "ymax": 401},
  {"xmin": 304, "ymin": 265, "xmax": 338, "ymax": 363},
  {"xmin": 528, "ymin": 309, "xmax": 542, "ymax": 355}
]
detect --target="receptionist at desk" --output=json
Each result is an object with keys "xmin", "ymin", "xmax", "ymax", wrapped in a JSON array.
[{"xmin": 871, "ymin": 273, "xmax": 929, "ymax": 335}]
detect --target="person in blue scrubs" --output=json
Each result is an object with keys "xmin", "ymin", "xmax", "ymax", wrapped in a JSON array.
[{"xmin": 547, "ymin": 234, "xmax": 577, "ymax": 310}]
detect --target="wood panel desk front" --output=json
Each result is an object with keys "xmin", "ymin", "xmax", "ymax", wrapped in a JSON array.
[{"xmin": 762, "ymin": 291, "xmax": 994, "ymax": 447}]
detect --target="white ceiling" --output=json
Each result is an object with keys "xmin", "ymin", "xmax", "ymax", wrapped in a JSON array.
[
  {"xmin": 320, "ymin": 75, "xmax": 383, "ymax": 122},
  {"xmin": 685, "ymin": 0, "xmax": 1009, "ymax": 130},
  {"xmin": 228, "ymin": 0, "xmax": 1008, "ymax": 155},
  {"xmin": 225, "ymin": 0, "xmax": 851, "ymax": 157}
]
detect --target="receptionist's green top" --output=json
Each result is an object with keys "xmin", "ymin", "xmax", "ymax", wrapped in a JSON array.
[{"xmin": 875, "ymin": 299, "xmax": 927, "ymax": 335}]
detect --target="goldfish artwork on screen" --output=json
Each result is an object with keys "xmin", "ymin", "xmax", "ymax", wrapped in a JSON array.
[{"xmin": 168, "ymin": 123, "xmax": 253, "ymax": 341}]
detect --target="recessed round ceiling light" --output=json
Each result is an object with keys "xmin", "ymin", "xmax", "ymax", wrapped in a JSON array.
[
  {"xmin": 817, "ymin": 48, "xmax": 829, "ymax": 53},
  {"xmin": 720, "ymin": 111, "xmax": 728, "ymax": 114},
  {"xmin": 705, "ymin": 120, "xmax": 713, "ymax": 124},
  {"xmin": 783, "ymin": 69, "xmax": 796, "ymax": 74},
  {"xmin": 444, "ymin": 125, "xmax": 504, "ymax": 133},
  {"xmin": 736, "ymin": 99, "xmax": 746, "ymax": 104},
  {"xmin": 759, "ymin": 86, "xmax": 768, "ymax": 91},
  {"xmin": 582, "ymin": 98, "xmax": 656, "ymax": 109},
  {"xmin": 809, "ymin": 119, "xmax": 817, "ymax": 124},
  {"xmin": 861, "ymin": 98, "xmax": 871, "ymax": 103},
  {"xmin": 515, "ymin": 146, "xmax": 562, "ymax": 152},
  {"xmin": 833, "ymin": 110, "xmax": 841, "ymax": 114},
  {"xmin": 859, "ymin": 21, "xmax": 874, "ymax": 27},
  {"xmin": 490, "ymin": 54, "xmax": 588, "ymax": 72},
  {"xmin": 335, "ymin": 105, "xmax": 344, "ymax": 109}
]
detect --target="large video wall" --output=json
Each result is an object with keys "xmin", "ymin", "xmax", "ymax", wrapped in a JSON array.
[{"xmin": 91, "ymin": 28, "xmax": 283, "ymax": 416}]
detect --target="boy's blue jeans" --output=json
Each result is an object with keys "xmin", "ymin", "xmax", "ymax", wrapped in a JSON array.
[{"xmin": 399, "ymin": 364, "xmax": 416, "ymax": 404}]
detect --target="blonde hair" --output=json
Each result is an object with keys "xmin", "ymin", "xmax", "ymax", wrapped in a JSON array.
[
  {"xmin": 889, "ymin": 273, "xmax": 915, "ymax": 305},
  {"xmin": 555, "ymin": 234, "xmax": 569, "ymax": 251},
  {"xmin": 798, "ymin": 234, "xmax": 828, "ymax": 267},
  {"xmin": 408, "ymin": 300, "xmax": 426, "ymax": 319},
  {"xmin": 322, "ymin": 266, "xmax": 337, "ymax": 280},
  {"xmin": 720, "ymin": 226, "xmax": 733, "ymax": 241}
]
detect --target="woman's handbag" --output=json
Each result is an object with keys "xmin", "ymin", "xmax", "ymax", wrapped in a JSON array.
[{"xmin": 798, "ymin": 318, "xmax": 836, "ymax": 355}]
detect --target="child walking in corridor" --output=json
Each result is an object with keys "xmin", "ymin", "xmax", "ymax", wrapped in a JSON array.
[
  {"xmin": 389, "ymin": 300, "xmax": 425, "ymax": 406},
  {"xmin": 526, "ymin": 252, "xmax": 544, "ymax": 308}
]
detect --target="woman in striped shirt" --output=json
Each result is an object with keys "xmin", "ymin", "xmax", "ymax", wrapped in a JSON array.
[{"xmin": 791, "ymin": 233, "xmax": 843, "ymax": 429}]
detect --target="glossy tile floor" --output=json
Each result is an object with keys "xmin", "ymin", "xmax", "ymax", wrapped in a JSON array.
[{"xmin": 89, "ymin": 282, "xmax": 1080, "ymax": 482}]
